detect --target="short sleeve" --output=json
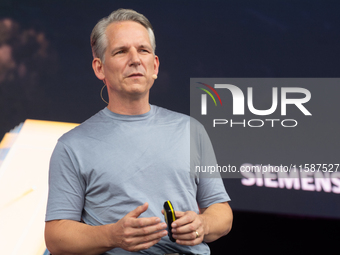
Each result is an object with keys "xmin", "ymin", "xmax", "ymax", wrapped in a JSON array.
[
  {"xmin": 45, "ymin": 141, "xmax": 85, "ymax": 222},
  {"xmin": 192, "ymin": 120, "xmax": 231, "ymax": 208}
]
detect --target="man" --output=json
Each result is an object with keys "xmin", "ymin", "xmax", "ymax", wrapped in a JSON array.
[{"xmin": 45, "ymin": 9, "xmax": 232, "ymax": 255}]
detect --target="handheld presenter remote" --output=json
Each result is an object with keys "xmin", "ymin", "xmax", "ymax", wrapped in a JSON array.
[{"xmin": 163, "ymin": 200, "xmax": 176, "ymax": 242}]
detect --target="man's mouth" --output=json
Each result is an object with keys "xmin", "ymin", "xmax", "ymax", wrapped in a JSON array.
[{"xmin": 128, "ymin": 73, "xmax": 143, "ymax": 78}]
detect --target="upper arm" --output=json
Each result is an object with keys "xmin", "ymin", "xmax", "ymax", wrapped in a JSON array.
[
  {"xmin": 192, "ymin": 121, "xmax": 231, "ymax": 208},
  {"xmin": 46, "ymin": 141, "xmax": 85, "ymax": 222}
]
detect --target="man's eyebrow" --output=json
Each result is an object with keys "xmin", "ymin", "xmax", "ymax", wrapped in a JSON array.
[
  {"xmin": 111, "ymin": 46, "xmax": 128, "ymax": 55},
  {"xmin": 139, "ymin": 44, "xmax": 152, "ymax": 50},
  {"xmin": 110, "ymin": 44, "xmax": 152, "ymax": 55}
]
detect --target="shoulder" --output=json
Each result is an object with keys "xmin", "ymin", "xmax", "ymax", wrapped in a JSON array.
[
  {"xmin": 152, "ymin": 105, "xmax": 191, "ymax": 123},
  {"xmin": 58, "ymin": 109, "xmax": 107, "ymax": 145},
  {"xmin": 152, "ymin": 105, "xmax": 207, "ymax": 132},
  {"xmin": 152, "ymin": 105, "xmax": 187, "ymax": 118}
]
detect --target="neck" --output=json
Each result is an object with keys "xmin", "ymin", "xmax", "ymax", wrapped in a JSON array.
[{"xmin": 107, "ymin": 94, "xmax": 151, "ymax": 115}]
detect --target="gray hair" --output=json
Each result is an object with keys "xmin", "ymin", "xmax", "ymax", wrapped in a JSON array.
[{"xmin": 90, "ymin": 9, "xmax": 156, "ymax": 62}]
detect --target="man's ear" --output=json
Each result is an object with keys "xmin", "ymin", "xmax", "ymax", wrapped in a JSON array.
[
  {"xmin": 92, "ymin": 58, "xmax": 105, "ymax": 80},
  {"xmin": 154, "ymin": 55, "xmax": 160, "ymax": 76}
]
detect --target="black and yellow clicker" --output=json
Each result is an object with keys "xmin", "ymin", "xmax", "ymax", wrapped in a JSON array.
[{"xmin": 163, "ymin": 200, "xmax": 176, "ymax": 242}]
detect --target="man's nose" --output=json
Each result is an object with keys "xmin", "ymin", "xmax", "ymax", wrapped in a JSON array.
[{"xmin": 128, "ymin": 48, "xmax": 141, "ymax": 66}]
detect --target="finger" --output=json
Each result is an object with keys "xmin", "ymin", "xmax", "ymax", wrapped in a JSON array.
[
  {"xmin": 127, "ymin": 202, "xmax": 149, "ymax": 218},
  {"xmin": 173, "ymin": 228, "xmax": 202, "ymax": 240},
  {"xmin": 172, "ymin": 221, "xmax": 201, "ymax": 236},
  {"xmin": 135, "ymin": 227, "xmax": 168, "ymax": 240},
  {"xmin": 174, "ymin": 210, "xmax": 185, "ymax": 218},
  {"xmin": 170, "ymin": 211, "xmax": 185, "ymax": 227},
  {"xmin": 133, "ymin": 222, "xmax": 168, "ymax": 236},
  {"xmin": 172, "ymin": 211, "xmax": 195, "ymax": 228},
  {"xmin": 129, "ymin": 215, "xmax": 163, "ymax": 228},
  {"xmin": 174, "ymin": 227, "xmax": 204, "ymax": 246},
  {"xmin": 127, "ymin": 237, "xmax": 162, "ymax": 252},
  {"xmin": 175, "ymin": 236, "xmax": 202, "ymax": 246},
  {"xmin": 125, "ymin": 229, "xmax": 167, "ymax": 252}
]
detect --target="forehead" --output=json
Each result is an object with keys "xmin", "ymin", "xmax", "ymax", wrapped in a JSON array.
[{"xmin": 105, "ymin": 21, "xmax": 151, "ymax": 47}]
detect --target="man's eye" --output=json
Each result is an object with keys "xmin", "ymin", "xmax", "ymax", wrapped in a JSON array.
[{"xmin": 114, "ymin": 50, "xmax": 125, "ymax": 55}]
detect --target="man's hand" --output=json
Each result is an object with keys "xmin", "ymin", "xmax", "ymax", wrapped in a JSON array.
[
  {"xmin": 45, "ymin": 202, "xmax": 167, "ymax": 255},
  {"xmin": 161, "ymin": 202, "xmax": 232, "ymax": 246},
  {"xmin": 111, "ymin": 202, "xmax": 168, "ymax": 252},
  {"xmin": 170, "ymin": 210, "xmax": 205, "ymax": 246}
]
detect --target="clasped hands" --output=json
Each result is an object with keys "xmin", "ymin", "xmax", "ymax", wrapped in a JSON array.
[{"xmin": 111, "ymin": 202, "xmax": 205, "ymax": 252}]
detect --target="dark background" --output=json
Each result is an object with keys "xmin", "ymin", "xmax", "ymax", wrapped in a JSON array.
[{"xmin": 1, "ymin": 0, "xmax": 339, "ymax": 254}]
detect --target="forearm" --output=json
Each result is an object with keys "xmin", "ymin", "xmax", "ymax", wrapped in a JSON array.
[
  {"xmin": 45, "ymin": 220, "xmax": 114, "ymax": 255},
  {"xmin": 200, "ymin": 202, "xmax": 233, "ymax": 242},
  {"xmin": 45, "ymin": 203, "xmax": 167, "ymax": 255}
]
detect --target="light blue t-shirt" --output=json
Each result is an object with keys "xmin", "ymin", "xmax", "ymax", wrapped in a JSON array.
[{"xmin": 46, "ymin": 105, "xmax": 230, "ymax": 254}]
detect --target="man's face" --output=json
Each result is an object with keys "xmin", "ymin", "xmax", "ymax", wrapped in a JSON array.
[{"xmin": 97, "ymin": 21, "xmax": 159, "ymax": 100}]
